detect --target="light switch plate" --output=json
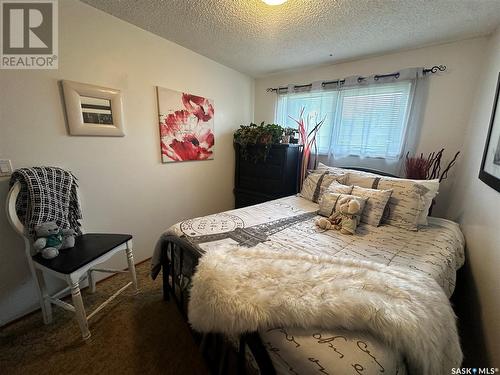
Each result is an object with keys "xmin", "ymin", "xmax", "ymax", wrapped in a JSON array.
[{"xmin": 0, "ymin": 159, "xmax": 13, "ymax": 177}]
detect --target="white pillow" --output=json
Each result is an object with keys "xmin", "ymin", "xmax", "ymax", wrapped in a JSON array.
[
  {"xmin": 316, "ymin": 163, "xmax": 378, "ymax": 178},
  {"xmin": 314, "ymin": 163, "xmax": 351, "ymax": 180},
  {"xmin": 319, "ymin": 181, "xmax": 353, "ymax": 202},
  {"xmin": 316, "ymin": 165, "xmax": 431, "ymax": 230},
  {"xmin": 351, "ymin": 186, "xmax": 393, "ymax": 226},
  {"xmin": 346, "ymin": 172, "xmax": 429, "ymax": 231},
  {"xmin": 410, "ymin": 179, "xmax": 440, "ymax": 226},
  {"xmin": 318, "ymin": 192, "xmax": 367, "ymax": 218},
  {"xmin": 300, "ymin": 172, "xmax": 343, "ymax": 203}
]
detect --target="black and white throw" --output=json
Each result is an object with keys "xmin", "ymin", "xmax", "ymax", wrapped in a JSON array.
[{"xmin": 9, "ymin": 167, "xmax": 82, "ymax": 237}]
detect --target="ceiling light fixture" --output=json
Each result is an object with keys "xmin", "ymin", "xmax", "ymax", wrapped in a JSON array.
[{"xmin": 262, "ymin": 0, "xmax": 288, "ymax": 5}]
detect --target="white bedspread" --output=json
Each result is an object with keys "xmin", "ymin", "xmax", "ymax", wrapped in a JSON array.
[
  {"xmin": 164, "ymin": 195, "xmax": 464, "ymax": 298},
  {"xmin": 154, "ymin": 195, "xmax": 465, "ymax": 375},
  {"xmin": 263, "ymin": 328, "xmax": 408, "ymax": 375}
]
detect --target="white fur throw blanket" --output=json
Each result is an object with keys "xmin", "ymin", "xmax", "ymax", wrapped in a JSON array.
[{"xmin": 188, "ymin": 247, "xmax": 462, "ymax": 375}]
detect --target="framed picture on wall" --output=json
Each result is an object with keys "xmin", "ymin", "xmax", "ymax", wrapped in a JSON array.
[
  {"xmin": 156, "ymin": 86, "xmax": 215, "ymax": 163},
  {"xmin": 479, "ymin": 72, "xmax": 500, "ymax": 192},
  {"xmin": 62, "ymin": 80, "xmax": 125, "ymax": 136}
]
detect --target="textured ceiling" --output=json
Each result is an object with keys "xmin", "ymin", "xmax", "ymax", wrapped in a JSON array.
[{"xmin": 81, "ymin": 0, "xmax": 500, "ymax": 77}]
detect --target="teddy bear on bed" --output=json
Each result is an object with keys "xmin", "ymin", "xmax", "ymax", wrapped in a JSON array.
[
  {"xmin": 315, "ymin": 196, "xmax": 363, "ymax": 235},
  {"xmin": 33, "ymin": 221, "xmax": 76, "ymax": 259}
]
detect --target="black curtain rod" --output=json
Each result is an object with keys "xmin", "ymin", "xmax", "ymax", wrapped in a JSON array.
[{"xmin": 266, "ymin": 65, "xmax": 446, "ymax": 93}]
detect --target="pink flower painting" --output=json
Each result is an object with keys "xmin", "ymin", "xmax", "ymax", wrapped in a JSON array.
[{"xmin": 157, "ymin": 87, "xmax": 215, "ymax": 162}]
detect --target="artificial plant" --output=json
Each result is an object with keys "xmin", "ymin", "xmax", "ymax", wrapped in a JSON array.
[
  {"xmin": 289, "ymin": 108, "xmax": 326, "ymax": 189},
  {"xmin": 234, "ymin": 122, "xmax": 284, "ymax": 162},
  {"xmin": 405, "ymin": 149, "xmax": 460, "ymax": 182}
]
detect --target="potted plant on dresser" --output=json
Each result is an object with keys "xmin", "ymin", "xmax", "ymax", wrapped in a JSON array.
[{"xmin": 233, "ymin": 122, "xmax": 302, "ymax": 208}]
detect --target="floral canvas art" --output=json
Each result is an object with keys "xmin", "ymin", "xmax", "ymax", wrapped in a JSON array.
[{"xmin": 157, "ymin": 87, "xmax": 215, "ymax": 162}]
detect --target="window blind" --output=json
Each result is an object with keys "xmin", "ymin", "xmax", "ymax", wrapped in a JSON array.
[{"xmin": 276, "ymin": 81, "xmax": 413, "ymax": 159}]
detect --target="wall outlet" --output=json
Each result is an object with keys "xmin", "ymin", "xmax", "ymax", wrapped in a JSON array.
[{"xmin": 0, "ymin": 159, "xmax": 13, "ymax": 177}]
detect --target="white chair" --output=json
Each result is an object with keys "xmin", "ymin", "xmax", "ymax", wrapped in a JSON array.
[{"xmin": 6, "ymin": 181, "xmax": 138, "ymax": 340}]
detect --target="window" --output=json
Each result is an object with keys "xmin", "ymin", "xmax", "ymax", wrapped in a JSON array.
[{"xmin": 275, "ymin": 81, "xmax": 413, "ymax": 159}]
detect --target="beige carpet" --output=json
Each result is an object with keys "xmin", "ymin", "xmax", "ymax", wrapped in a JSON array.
[{"xmin": 0, "ymin": 261, "xmax": 208, "ymax": 375}]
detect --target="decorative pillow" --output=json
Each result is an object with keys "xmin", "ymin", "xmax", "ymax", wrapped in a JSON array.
[
  {"xmin": 379, "ymin": 178, "xmax": 428, "ymax": 231},
  {"xmin": 351, "ymin": 186, "xmax": 392, "ymax": 226},
  {"xmin": 345, "ymin": 171, "xmax": 382, "ymax": 188},
  {"xmin": 410, "ymin": 179, "xmax": 440, "ymax": 226},
  {"xmin": 314, "ymin": 163, "xmax": 350, "ymax": 180},
  {"xmin": 300, "ymin": 172, "xmax": 343, "ymax": 203},
  {"xmin": 348, "ymin": 171, "xmax": 439, "ymax": 226},
  {"xmin": 312, "ymin": 164, "xmax": 349, "ymax": 187},
  {"xmin": 346, "ymin": 172, "xmax": 429, "ymax": 231},
  {"xmin": 318, "ymin": 192, "xmax": 367, "ymax": 218},
  {"xmin": 316, "ymin": 163, "xmax": 378, "ymax": 179},
  {"xmin": 319, "ymin": 181, "xmax": 353, "ymax": 203}
]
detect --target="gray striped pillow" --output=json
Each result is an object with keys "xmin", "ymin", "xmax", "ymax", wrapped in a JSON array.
[
  {"xmin": 351, "ymin": 186, "xmax": 392, "ymax": 226},
  {"xmin": 346, "ymin": 172, "xmax": 428, "ymax": 231},
  {"xmin": 319, "ymin": 181, "xmax": 353, "ymax": 204},
  {"xmin": 300, "ymin": 173, "xmax": 344, "ymax": 203},
  {"xmin": 318, "ymin": 193, "xmax": 367, "ymax": 218}
]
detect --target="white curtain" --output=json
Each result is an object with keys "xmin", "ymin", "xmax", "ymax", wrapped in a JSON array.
[{"xmin": 275, "ymin": 68, "xmax": 429, "ymax": 175}]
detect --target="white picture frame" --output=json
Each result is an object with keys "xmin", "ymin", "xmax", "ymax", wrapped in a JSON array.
[{"xmin": 62, "ymin": 80, "xmax": 125, "ymax": 136}]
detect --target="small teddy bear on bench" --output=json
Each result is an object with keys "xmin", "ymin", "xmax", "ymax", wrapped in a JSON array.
[{"xmin": 315, "ymin": 196, "xmax": 363, "ymax": 235}]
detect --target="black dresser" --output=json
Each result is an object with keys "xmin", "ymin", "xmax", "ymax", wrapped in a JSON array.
[{"xmin": 234, "ymin": 143, "xmax": 302, "ymax": 208}]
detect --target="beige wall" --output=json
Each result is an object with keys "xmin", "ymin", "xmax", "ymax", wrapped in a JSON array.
[
  {"xmin": 447, "ymin": 28, "xmax": 500, "ymax": 365},
  {"xmin": 254, "ymin": 38, "xmax": 488, "ymax": 216},
  {"xmin": 0, "ymin": 0, "xmax": 254, "ymax": 324}
]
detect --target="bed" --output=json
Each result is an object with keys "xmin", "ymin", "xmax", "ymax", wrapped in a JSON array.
[{"xmin": 151, "ymin": 193, "xmax": 465, "ymax": 375}]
